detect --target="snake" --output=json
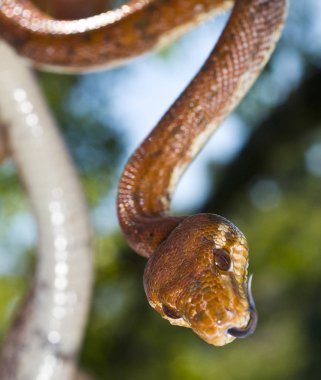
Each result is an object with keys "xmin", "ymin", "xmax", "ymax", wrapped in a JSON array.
[{"xmin": 0, "ymin": 0, "xmax": 288, "ymax": 376}]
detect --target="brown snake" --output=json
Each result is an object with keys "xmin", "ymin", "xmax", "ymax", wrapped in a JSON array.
[{"xmin": 0, "ymin": 0, "xmax": 288, "ymax": 357}]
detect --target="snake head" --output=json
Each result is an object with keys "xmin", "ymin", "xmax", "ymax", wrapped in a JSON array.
[{"xmin": 144, "ymin": 213, "xmax": 256, "ymax": 346}]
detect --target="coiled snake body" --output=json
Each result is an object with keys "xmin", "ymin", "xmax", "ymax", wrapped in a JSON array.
[{"xmin": 0, "ymin": 0, "xmax": 288, "ymax": 377}]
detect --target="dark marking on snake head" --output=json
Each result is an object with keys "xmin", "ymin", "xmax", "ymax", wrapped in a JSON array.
[
  {"xmin": 162, "ymin": 304, "xmax": 181, "ymax": 319},
  {"xmin": 201, "ymin": 236, "xmax": 212, "ymax": 244},
  {"xmin": 193, "ymin": 310, "xmax": 205, "ymax": 322}
]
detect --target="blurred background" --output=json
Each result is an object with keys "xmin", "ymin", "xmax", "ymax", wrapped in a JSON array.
[{"xmin": 1, "ymin": 0, "xmax": 321, "ymax": 379}]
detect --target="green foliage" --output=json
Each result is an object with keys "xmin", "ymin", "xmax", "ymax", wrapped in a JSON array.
[{"xmin": 0, "ymin": 277, "xmax": 25, "ymax": 340}]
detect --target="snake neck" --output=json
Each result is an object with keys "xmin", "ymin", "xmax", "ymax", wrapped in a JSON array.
[{"xmin": 117, "ymin": 0, "xmax": 288, "ymax": 258}]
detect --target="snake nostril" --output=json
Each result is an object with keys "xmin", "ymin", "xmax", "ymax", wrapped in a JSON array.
[{"xmin": 162, "ymin": 304, "xmax": 181, "ymax": 319}]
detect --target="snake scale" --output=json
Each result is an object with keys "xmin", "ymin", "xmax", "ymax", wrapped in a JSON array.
[{"xmin": 0, "ymin": 0, "xmax": 288, "ymax": 378}]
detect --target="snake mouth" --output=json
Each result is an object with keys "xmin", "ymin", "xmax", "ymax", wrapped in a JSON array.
[{"xmin": 228, "ymin": 274, "xmax": 258, "ymax": 339}]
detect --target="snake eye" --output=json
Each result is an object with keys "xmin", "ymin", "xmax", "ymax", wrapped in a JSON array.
[
  {"xmin": 162, "ymin": 304, "xmax": 181, "ymax": 319},
  {"xmin": 214, "ymin": 248, "xmax": 231, "ymax": 271}
]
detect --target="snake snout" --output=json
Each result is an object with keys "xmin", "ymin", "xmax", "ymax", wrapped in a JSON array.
[
  {"xmin": 184, "ymin": 273, "xmax": 257, "ymax": 346},
  {"xmin": 228, "ymin": 274, "xmax": 258, "ymax": 338}
]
